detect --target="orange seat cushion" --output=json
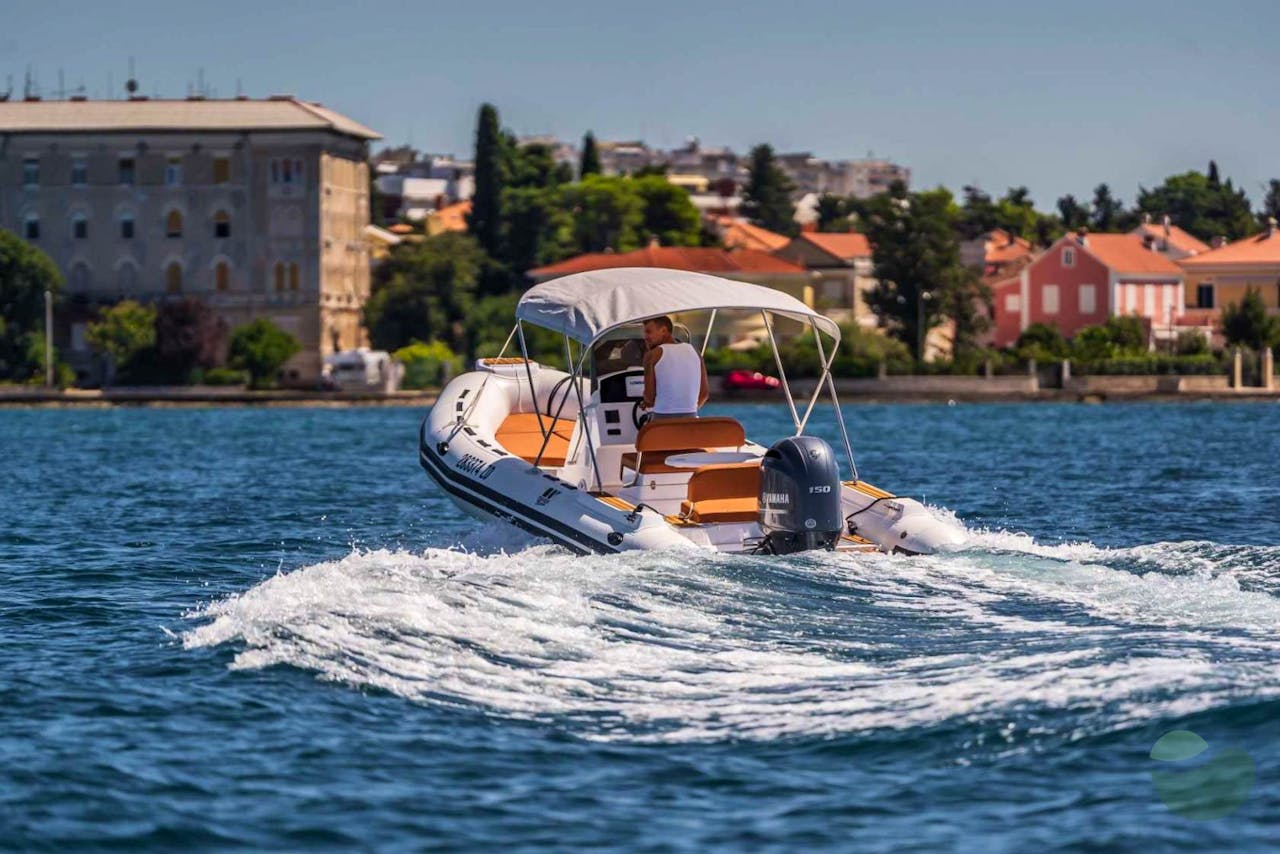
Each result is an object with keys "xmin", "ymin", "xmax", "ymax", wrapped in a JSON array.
[
  {"xmin": 635, "ymin": 417, "xmax": 745, "ymax": 453},
  {"xmin": 680, "ymin": 461, "xmax": 762, "ymax": 524},
  {"xmin": 679, "ymin": 497, "xmax": 759, "ymax": 524},
  {"xmin": 494, "ymin": 413, "xmax": 575, "ymax": 466}
]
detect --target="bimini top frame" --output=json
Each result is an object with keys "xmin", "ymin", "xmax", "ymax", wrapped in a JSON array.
[{"xmin": 492, "ymin": 269, "xmax": 862, "ymax": 489}]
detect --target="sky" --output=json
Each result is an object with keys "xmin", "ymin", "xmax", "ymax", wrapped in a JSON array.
[{"xmin": 3, "ymin": 0, "xmax": 1277, "ymax": 210}]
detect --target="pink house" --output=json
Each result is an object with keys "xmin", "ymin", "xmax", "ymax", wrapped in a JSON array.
[{"xmin": 991, "ymin": 231, "xmax": 1185, "ymax": 347}]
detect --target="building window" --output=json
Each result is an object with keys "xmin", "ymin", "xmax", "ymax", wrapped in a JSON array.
[
  {"xmin": 23, "ymin": 158, "xmax": 39, "ymax": 187},
  {"xmin": 1196, "ymin": 283, "xmax": 1214, "ymax": 309},
  {"xmin": 270, "ymin": 158, "xmax": 305, "ymax": 185},
  {"xmin": 24, "ymin": 214, "xmax": 40, "ymax": 240},
  {"xmin": 71, "ymin": 159, "xmax": 88, "ymax": 187},
  {"xmin": 213, "ymin": 210, "xmax": 231, "ymax": 239},
  {"xmin": 166, "ymin": 262, "xmax": 183, "ymax": 294},
  {"xmin": 1005, "ymin": 293, "xmax": 1021, "ymax": 313},
  {"xmin": 118, "ymin": 158, "xmax": 135, "ymax": 185},
  {"xmin": 274, "ymin": 262, "xmax": 286, "ymax": 292},
  {"xmin": 215, "ymin": 261, "xmax": 230, "ymax": 292},
  {"xmin": 1079, "ymin": 284, "xmax": 1096, "ymax": 314},
  {"xmin": 1062, "ymin": 248, "xmax": 1075, "ymax": 267},
  {"xmin": 165, "ymin": 157, "xmax": 183, "ymax": 186},
  {"xmin": 166, "ymin": 210, "xmax": 183, "ymax": 238},
  {"xmin": 71, "ymin": 213, "xmax": 89, "ymax": 240},
  {"xmin": 1043, "ymin": 284, "xmax": 1060, "ymax": 314},
  {"xmin": 121, "ymin": 215, "xmax": 135, "ymax": 239},
  {"xmin": 69, "ymin": 263, "xmax": 92, "ymax": 290},
  {"xmin": 288, "ymin": 262, "xmax": 300, "ymax": 291},
  {"xmin": 213, "ymin": 157, "xmax": 231, "ymax": 184}
]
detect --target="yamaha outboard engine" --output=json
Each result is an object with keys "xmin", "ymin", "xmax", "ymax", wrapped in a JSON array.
[{"xmin": 758, "ymin": 436, "xmax": 844, "ymax": 554}]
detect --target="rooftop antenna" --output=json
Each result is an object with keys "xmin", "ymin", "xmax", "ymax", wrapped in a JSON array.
[
  {"xmin": 55, "ymin": 68, "xmax": 65, "ymax": 100},
  {"xmin": 197, "ymin": 67, "xmax": 206, "ymax": 97},
  {"xmin": 236, "ymin": 77, "xmax": 243, "ymax": 98},
  {"xmin": 125, "ymin": 56, "xmax": 138, "ymax": 97},
  {"xmin": 0, "ymin": 74, "xmax": 12, "ymax": 102}
]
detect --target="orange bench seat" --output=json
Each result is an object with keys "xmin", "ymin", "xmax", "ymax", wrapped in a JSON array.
[
  {"xmin": 494, "ymin": 413, "xmax": 575, "ymax": 466},
  {"xmin": 679, "ymin": 461, "xmax": 761, "ymax": 524}
]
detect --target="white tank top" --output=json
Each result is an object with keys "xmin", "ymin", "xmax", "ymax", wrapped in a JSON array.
[{"xmin": 653, "ymin": 342, "xmax": 701, "ymax": 414}]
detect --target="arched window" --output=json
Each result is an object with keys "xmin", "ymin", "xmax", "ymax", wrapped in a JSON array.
[
  {"xmin": 71, "ymin": 212, "xmax": 89, "ymax": 240},
  {"xmin": 166, "ymin": 262, "xmax": 183, "ymax": 294},
  {"xmin": 213, "ymin": 210, "xmax": 231, "ymax": 239},
  {"xmin": 166, "ymin": 210, "xmax": 183, "ymax": 238},
  {"xmin": 282, "ymin": 159, "xmax": 293, "ymax": 184},
  {"xmin": 69, "ymin": 262, "xmax": 92, "ymax": 290},
  {"xmin": 120, "ymin": 213, "xmax": 135, "ymax": 240},
  {"xmin": 274, "ymin": 262, "xmax": 286, "ymax": 292},
  {"xmin": 270, "ymin": 160, "xmax": 280, "ymax": 184},
  {"xmin": 215, "ymin": 261, "xmax": 230, "ymax": 292},
  {"xmin": 24, "ymin": 213, "xmax": 40, "ymax": 240},
  {"xmin": 116, "ymin": 262, "xmax": 138, "ymax": 290},
  {"xmin": 288, "ymin": 262, "xmax": 299, "ymax": 291}
]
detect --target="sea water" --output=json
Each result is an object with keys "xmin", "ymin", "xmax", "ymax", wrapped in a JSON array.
[{"xmin": 2, "ymin": 403, "xmax": 1278, "ymax": 850}]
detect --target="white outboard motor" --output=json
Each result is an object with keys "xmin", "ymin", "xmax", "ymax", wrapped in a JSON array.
[{"xmin": 758, "ymin": 436, "xmax": 844, "ymax": 554}]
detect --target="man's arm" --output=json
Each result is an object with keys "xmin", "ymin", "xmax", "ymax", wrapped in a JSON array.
[
  {"xmin": 641, "ymin": 347, "xmax": 661, "ymax": 409},
  {"xmin": 697, "ymin": 358, "xmax": 709, "ymax": 408}
]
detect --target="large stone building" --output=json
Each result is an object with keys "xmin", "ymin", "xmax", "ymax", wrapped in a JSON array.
[{"xmin": 0, "ymin": 96, "xmax": 380, "ymax": 383}]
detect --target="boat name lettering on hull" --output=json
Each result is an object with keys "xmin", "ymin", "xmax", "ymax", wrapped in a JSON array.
[{"xmin": 455, "ymin": 454, "xmax": 488, "ymax": 475}]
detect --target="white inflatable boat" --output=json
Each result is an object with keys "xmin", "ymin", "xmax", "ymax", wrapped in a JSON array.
[{"xmin": 419, "ymin": 268, "xmax": 966, "ymax": 556}]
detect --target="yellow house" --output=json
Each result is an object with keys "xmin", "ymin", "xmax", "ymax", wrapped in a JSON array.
[{"xmin": 1179, "ymin": 222, "xmax": 1280, "ymax": 315}]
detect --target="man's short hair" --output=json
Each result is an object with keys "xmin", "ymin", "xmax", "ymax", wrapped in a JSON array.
[{"xmin": 645, "ymin": 315, "xmax": 674, "ymax": 333}]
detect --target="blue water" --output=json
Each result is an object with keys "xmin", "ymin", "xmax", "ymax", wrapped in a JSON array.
[{"xmin": 3, "ymin": 402, "xmax": 1279, "ymax": 850}]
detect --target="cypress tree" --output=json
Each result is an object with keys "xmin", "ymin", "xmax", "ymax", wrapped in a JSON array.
[
  {"xmin": 741, "ymin": 144, "xmax": 797, "ymax": 236},
  {"xmin": 580, "ymin": 131, "xmax": 602, "ymax": 178},
  {"xmin": 467, "ymin": 103, "xmax": 503, "ymax": 258}
]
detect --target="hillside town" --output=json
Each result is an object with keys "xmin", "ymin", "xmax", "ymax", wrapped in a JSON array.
[{"xmin": 2, "ymin": 91, "xmax": 1278, "ymax": 397}]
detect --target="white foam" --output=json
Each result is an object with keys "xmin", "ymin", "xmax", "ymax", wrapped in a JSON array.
[{"xmin": 184, "ymin": 534, "xmax": 1280, "ymax": 743}]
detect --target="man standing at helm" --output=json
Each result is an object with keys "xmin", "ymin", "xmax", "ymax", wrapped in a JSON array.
[{"xmin": 640, "ymin": 315, "xmax": 709, "ymax": 420}]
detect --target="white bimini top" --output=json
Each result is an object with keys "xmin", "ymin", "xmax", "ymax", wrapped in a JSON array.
[{"xmin": 653, "ymin": 342, "xmax": 701, "ymax": 414}]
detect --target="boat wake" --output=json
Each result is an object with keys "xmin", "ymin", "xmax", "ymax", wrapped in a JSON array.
[{"xmin": 184, "ymin": 522, "xmax": 1280, "ymax": 744}]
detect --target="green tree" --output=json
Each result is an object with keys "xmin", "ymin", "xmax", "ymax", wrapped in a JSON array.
[
  {"xmin": 227, "ymin": 319, "xmax": 301, "ymax": 389},
  {"xmin": 815, "ymin": 193, "xmax": 851, "ymax": 232},
  {"xmin": 958, "ymin": 186, "xmax": 999, "ymax": 241},
  {"xmin": 580, "ymin": 131, "xmax": 601, "ymax": 178},
  {"xmin": 1071, "ymin": 315, "xmax": 1149, "ymax": 361},
  {"xmin": 154, "ymin": 298, "xmax": 228, "ymax": 383},
  {"xmin": 859, "ymin": 181, "xmax": 966, "ymax": 362},
  {"xmin": 466, "ymin": 103, "xmax": 504, "ymax": 258},
  {"xmin": 1090, "ymin": 183, "xmax": 1125, "ymax": 232},
  {"xmin": 1260, "ymin": 179, "xmax": 1280, "ymax": 224},
  {"xmin": 363, "ymin": 232, "xmax": 487, "ymax": 353},
  {"xmin": 1221, "ymin": 288, "xmax": 1280, "ymax": 350},
  {"xmin": 0, "ymin": 228, "xmax": 63, "ymax": 381},
  {"xmin": 1136, "ymin": 168, "xmax": 1257, "ymax": 242},
  {"xmin": 467, "ymin": 292, "xmax": 567, "ymax": 369},
  {"xmin": 633, "ymin": 175, "xmax": 701, "ymax": 246},
  {"xmin": 995, "ymin": 186, "xmax": 1038, "ymax": 240},
  {"xmin": 506, "ymin": 138, "xmax": 561, "ymax": 190},
  {"xmin": 1015, "ymin": 322, "xmax": 1069, "ymax": 361},
  {"xmin": 87, "ymin": 300, "xmax": 156, "ymax": 383},
  {"xmin": 939, "ymin": 264, "xmax": 993, "ymax": 364},
  {"xmin": 561, "ymin": 175, "xmax": 645, "ymax": 254},
  {"xmin": 1056, "ymin": 194, "xmax": 1091, "ymax": 230},
  {"xmin": 501, "ymin": 186, "xmax": 576, "ymax": 275},
  {"xmin": 740, "ymin": 144, "xmax": 797, "ymax": 236}
]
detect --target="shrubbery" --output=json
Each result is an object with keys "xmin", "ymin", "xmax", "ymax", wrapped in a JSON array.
[
  {"xmin": 227, "ymin": 319, "xmax": 300, "ymax": 389},
  {"xmin": 394, "ymin": 341, "xmax": 465, "ymax": 389}
]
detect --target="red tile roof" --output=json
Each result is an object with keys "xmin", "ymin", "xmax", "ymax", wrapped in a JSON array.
[
  {"xmin": 800, "ymin": 231, "xmax": 872, "ymax": 259},
  {"xmin": 431, "ymin": 200, "xmax": 471, "ymax": 232},
  {"xmin": 715, "ymin": 217, "xmax": 791, "ymax": 252},
  {"xmin": 529, "ymin": 247, "xmax": 806, "ymax": 278},
  {"xmin": 1074, "ymin": 234, "xmax": 1184, "ymax": 276},
  {"xmin": 1133, "ymin": 222, "xmax": 1210, "ymax": 255},
  {"xmin": 985, "ymin": 229, "xmax": 1035, "ymax": 265},
  {"xmin": 1178, "ymin": 228, "xmax": 1280, "ymax": 267}
]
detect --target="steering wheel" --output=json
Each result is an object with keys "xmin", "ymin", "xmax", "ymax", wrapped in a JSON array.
[{"xmin": 632, "ymin": 400, "xmax": 651, "ymax": 429}]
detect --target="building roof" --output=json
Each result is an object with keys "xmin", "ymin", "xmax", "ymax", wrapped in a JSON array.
[
  {"xmin": 529, "ymin": 247, "xmax": 805, "ymax": 278},
  {"xmin": 798, "ymin": 231, "xmax": 872, "ymax": 260},
  {"xmin": 1178, "ymin": 228, "xmax": 1280, "ymax": 267},
  {"xmin": 715, "ymin": 217, "xmax": 791, "ymax": 252},
  {"xmin": 985, "ymin": 229, "xmax": 1034, "ymax": 265},
  {"xmin": 0, "ymin": 97, "xmax": 380, "ymax": 139},
  {"xmin": 1133, "ymin": 221, "xmax": 1210, "ymax": 255},
  {"xmin": 1071, "ymin": 234, "xmax": 1185, "ymax": 276},
  {"xmin": 430, "ymin": 200, "xmax": 471, "ymax": 232}
]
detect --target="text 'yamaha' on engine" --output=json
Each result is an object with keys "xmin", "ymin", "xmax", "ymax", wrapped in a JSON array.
[{"xmin": 757, "ymin": 436, "xmax": 844, "ymax": 554}]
